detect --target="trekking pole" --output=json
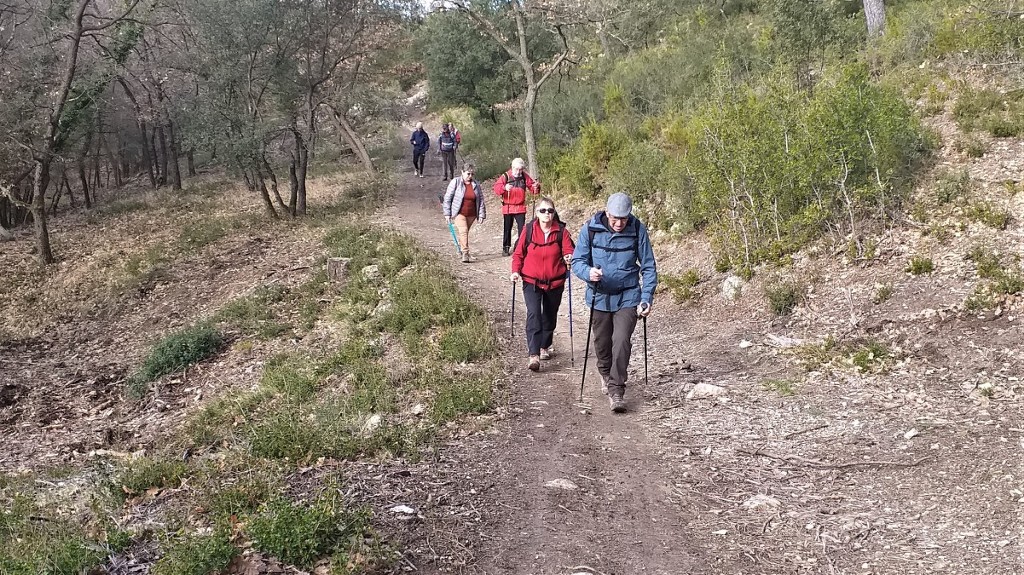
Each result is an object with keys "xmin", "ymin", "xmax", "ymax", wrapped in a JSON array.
[
  {"xmin": 579, "ymin": 298, "xmax": 595, "ymax": 403},
  {"xmin": 447, "ymin": 220, "xmax": 462, "ymax": 255},
  {"xmin": 643, "ymin": 315, "xmax": 649, "ymax": 386},
  {"xmin": 510, "ymin": 281, "xmax": 517, "ymax": 339},
  {"xmin": 567, "ymin": 271, "xmax": 575, "ymax": 368}
]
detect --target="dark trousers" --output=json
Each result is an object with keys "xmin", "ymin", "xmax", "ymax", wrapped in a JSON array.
[
  {"xmin": 522, "ymin": 282, "xmax": 564, "ymax": 356},
  {"xmin": 502, "ymin": 213, "xmax": 526, "ymax": 251},
  {"xmin": 441, "ymin": 150, "xmax": 457, "ymax": 178},
  {"xmin": 592, "ymin": 306, "xmax": 638, "ymax": 397},
  {"xmin": 413, "ymin": 151, "xmax": 426, "ymax": 174}
]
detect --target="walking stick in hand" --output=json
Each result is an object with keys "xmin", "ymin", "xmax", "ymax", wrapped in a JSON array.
[
  {"xmin": 447, "ymin": 220, "xmax": 462, "ymax": 255},
  {"xmin": 567, "ymin": 271, "xmax": 575, "ymax": 368},
  {"xmin": 510, "ymin": 281, "xmax": 517, "ymax": 339}
]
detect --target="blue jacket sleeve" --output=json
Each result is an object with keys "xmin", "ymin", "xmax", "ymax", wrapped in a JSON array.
[
  {"xmin": 571, "ymin": 226, "xmax": 593, "ymax": 282},
  {"xmin": 636, "ymin": 222, "xmax": 658, "ymax": 304}
]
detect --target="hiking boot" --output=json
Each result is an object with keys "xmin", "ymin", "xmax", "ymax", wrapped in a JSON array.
[
  {"xmin": 418, "ymin": 173, "xmax": 424, "ymax": 178},
  {"xmin": 609, "ymin": 394, "xmax": 626, "ymax": 413},
  {"xmin": 528, "ymin": 356, "xmax": 541, "ymax": 372},
  {"xmin": 539, "ymin": 348, "xmax": 551, "ymax": 360},
  {"xmin": 600, "ymin": 375, "xmax": 609, "ymax": 395},
  {"xmin": 502, "ymin": 247, "xmax": 510, "ymax": 257},
  {"xmin": 461, "ymin": 251, "xmax": 470, "ymax": 263}
]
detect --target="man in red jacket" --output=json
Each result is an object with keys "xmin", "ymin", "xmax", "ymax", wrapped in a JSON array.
[{"xmin": 493, "ymin": 157, "xmax": 540, "ymax": 256}]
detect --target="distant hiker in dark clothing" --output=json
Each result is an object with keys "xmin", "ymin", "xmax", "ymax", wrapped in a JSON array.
[
  {"xmin": 510, "ymin": 197, "xmax": 575, "ymax": 372},
  {"xmin": 438, "ymin": 125, "xmax": 459, "ymax": 180},
  {"xmin": 492, "ymin": 157, "xmax": 539, "ymax": 257},
  {"xmin": 571, "ymin": 192, "xmax": 657, "ymax": 413},
  {"xmin": 442, "ymin": 163, "xmax": 486, "ymax": 263},
  {"xmin": 410, "ymin": 122, "xmax": 430, "ymax": 178}
]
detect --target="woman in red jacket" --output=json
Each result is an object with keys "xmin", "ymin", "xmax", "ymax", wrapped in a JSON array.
[
  {"xmin": 493, "ymin": 157, "xmax": 540, "ymax": 256},
  {"xmin": 510, "ymin": 197, "xmax": 576, "ymax": 372}
]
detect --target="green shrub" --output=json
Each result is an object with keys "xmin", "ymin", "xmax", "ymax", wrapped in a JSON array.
[
  {"xmin": 906, "ymin": 256, "xmax": 934, "ymax": 275},
  {"xmin": 872, "ymin": 283, "xmax": 895, "ymax": 304},
  {"xmin": 136, "ymin": 323, "xmax": 223, "ymax": 384},
  {"xmin": 151, "ymin": 532, "xmax": 237, "ymax": 575},
  {"xmin": 261, "ymin": 354, "xmax": 318, "ymax": 401},
  {"xmin": 850, "ymin": 340, "xmax": 891, "ymax": 372},
  {"xmin": 662, "ymin": 269, "xmax": 702, "ymax": 303},
  {"xmin": 650, "ymin": 63, "xmax": 927, "ymax": 271},
  {"xmin": 967, "ymin": 202, "xmax": 1011, "ymax": 230},
  {"xmin": 438, "ymin": 320, "xmax": 496, "ymax": 363},
  {"xmin": 967, "ymin": 245, "xmax": 1003, "ymax": 279},
  {"xmin": 431, "ymin": 376, "xmax": 492, "ymax": 424},
  {"xmin": 953, "ymin": 88, "xmax": 1005, "ymax": 131},
  {"xmin": 247, "ymin": 496, "xmax": 370, "ymax": 568},
  {"xmin": 954, "ymin": 136, "xmax": 987, "ymax": 158},
  {"xmin": 178, "ymin": 219, "xmax": 229, "ymax": 252},
  {"xmin": 216, "ymin": 286, "xmax": 289, "ymax": 338},
  {"xmin": 965, "ymin": 285, "xmax": 997, "ymax": 311},
  {"xmin": 762, "ymin": 378, "xmax": 797, "ymax": 396},
  {"xmin": 934, "ymin": 169, "xmax": 971, "ymax": 205},
  {"xmin": 113, "ymin": 457, "xmax": 187, "ymax": 498},
  {"xmin": 764, "ymin": 279, "xmax": 804, "ymax": 316}
]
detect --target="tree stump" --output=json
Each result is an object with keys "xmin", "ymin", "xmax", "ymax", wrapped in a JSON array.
[
  {"xmin": 327, "ymin": 257, "xmax": 350, "ymax": 284},
  {"xmin": 0, "ymin": 225, "xmax": 13, "ymax": 242}
]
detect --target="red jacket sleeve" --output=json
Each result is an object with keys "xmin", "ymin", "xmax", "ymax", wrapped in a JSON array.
[
  {"xmin": 560, "ymin": 223, "xmax": 576, "ymax": 256},
  {"xmin": 493, "ymin": 172, "xmax": 508, "ymax": 196}
]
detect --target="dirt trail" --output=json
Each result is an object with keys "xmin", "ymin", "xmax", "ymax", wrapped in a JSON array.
[{"xmin": 385, "ymin": 147, "xmax": 740, "ymax": 574}]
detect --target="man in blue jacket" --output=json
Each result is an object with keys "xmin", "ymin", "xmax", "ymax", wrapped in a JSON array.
[
  {"xmin": 410, "ymin": 122, "xmax": 430, "ymax": 178},
  {"xmin": 571, "ymin": 192, "xmax": 658, "ymax": 413}
]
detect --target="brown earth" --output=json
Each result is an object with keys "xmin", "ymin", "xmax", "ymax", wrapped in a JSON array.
[{"xmin": 1, "ymin": 112, "xmax": 1023, "ymax": 574}]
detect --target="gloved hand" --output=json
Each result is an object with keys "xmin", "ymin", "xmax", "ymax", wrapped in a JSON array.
[
  {"xmin": 638, "ymin": 301, "xmax": 652, "ymax": 317},
  {"xmin": 563, "ymin": 254, "xmax": 572, "ymax": 264},
  {"xmin": 510, "ymin": 272, "xmax": 521, "ymax": 283}
]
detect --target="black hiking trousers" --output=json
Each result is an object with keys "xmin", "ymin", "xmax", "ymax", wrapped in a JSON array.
[
  {"xmin": 502, "ymin": 213, "xmax": 526, "ymax": 252},
  {"xmin": 522, "ymin": 282, "xmax": 564, "ymax": 356},
  {"xmin": 413, "ymin": 150, "xmax": 426, "ymax": 174}
]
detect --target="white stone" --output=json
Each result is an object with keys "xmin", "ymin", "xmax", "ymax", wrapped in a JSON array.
[
  {"xmin": 722, "ymin": 275, "xmax": 744, "ymax": 300},
  {"xmin": 741, "ymin": 494, "xmax": 781, "ymax": 511},
  {"xmin": 687, "ymin": 383, "xmax": 725, "ymax": 400},
  {"xmin": 543, "ymin": 478, "xmax": 578, "ymax": 490},
  {"xmin": 389, "ymin": 505, "xmax": 417, "ymax": 515},
  {"xmin": 363, "ymin": 414, "xmax": 382, "ymax": 433}
]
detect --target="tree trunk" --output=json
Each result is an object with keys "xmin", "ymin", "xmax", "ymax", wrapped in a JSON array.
[
  {"xmin": 156, "ymin": 125, "xmax": 168, "ymax": 186},
  {"xmin": 288, "ymin": 160, "xmax": 298, "ymax": 215},
  {"xmin": 262, "ymin": 155, "xmax": 288, "ymax": 211},
  {"xmin": 78, "ymin": 161, "xmax": 91, "ymax": 208},
  {"xmin": 864, "ymin": 0, "xmax": 886, "ymax": 36},
  {"xmin": 187, "ymin": 149, "xmax": 196, "ymax": 176},
  {"xmin": 31, "ymin": 160, "xmax": 54, "ymax": 264},
  {"xmin": 255, "ymin": 171, "xmax": 279, "ymax": 218},
  {"xmin": 78, "ymin": 121, "xmax": 94, "ymax": 208},
  {"xmin": 523, "ymin": 84, "xmax": 539, "ymax": 178},
  {"xmin": 289, "ymin": 128, "xmax": 302, "ymax": 216},
  {"xmin": 167, "ymin": 120, "xmax": 182, "ymax": 190},
  {"xmin": 330, "ymin": 106, "xmax": 374, "ymax": 173}
]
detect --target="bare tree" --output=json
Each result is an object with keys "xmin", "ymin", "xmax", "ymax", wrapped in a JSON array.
[{"xmin": 439, "ymin": 0, "xmax": 573, "ymax": 177}]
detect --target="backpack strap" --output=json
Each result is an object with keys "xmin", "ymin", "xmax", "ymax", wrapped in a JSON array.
[{"xmin": 588, "ymin": 215, "xmax": 639, "ymax": 264}]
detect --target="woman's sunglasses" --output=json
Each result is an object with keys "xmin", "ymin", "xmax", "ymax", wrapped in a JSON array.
[{"xmin": 537, "ymin": 208, "xmax": 555, "ymax": 214}]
